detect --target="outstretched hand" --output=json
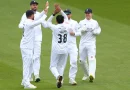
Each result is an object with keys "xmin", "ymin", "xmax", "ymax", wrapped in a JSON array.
[
  {"xmin": 53, "ymin": 3, "xmax": 61, "ymax": 15},
  {"xmin": 69, "ymin": 28, "xmax": 75, "ymax": 36},
  {"xmin": 44, "ymin": 1, "xmax": 49, "ymax": 14}
]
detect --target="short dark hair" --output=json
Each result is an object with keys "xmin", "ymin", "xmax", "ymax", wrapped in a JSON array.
[
  {"xmin": 26, "ymin": 10, "xmax": 34, "ymax": 18},
  {"xmin": 56, "ymin": 15, "xmax": 64, "ymax": 24}
]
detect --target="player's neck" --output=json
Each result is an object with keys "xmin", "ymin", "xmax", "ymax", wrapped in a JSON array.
[
  {"xmin": 86, "ymin": 18, "xmax": 92, "ymax": 20},
  {"xmin": 28, "ymin": 17, "xmax": 33, "ymax": 20},
  {"xmin": 68, "ymin": 18, "xmax": 71, "ymax": 20},
  {"xmin": 31, "ymin": 9, "xmax": 37, "ymax": 14}
]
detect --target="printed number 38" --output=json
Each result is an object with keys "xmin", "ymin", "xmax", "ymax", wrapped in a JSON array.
[{"xmin": 58, "ymin": 34, "xmax": 67, "ymax": 43}]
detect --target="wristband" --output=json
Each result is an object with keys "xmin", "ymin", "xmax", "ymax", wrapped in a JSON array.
[{"xmin": 52, "ymin": 13, "xmax": 56, "ymax": 16}]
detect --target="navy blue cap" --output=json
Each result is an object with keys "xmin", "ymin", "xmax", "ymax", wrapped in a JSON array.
[
  {"xmin": 30, "ymin": 1, "xmax": 38, "ymax": 5},
  {"xmin": 64, "ymin": 9, "xmax": 71, "ymax": 15},
  {"xmin": 26, "ymin": 10, "xmax": 34, "ymax": 18},
  {"xmin": 85, "ymin": 8, "xmax": 92, "ymax": 13}
]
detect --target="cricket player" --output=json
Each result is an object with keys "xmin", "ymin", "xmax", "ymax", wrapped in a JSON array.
[
  {"xmin": 47, "ymin": 5, "xmax": 70, "ymax": 88},
  {"xmin": 70, "ymin": 8, "xmax": 101, "ymax": 82},
  {"xmin": 20, "ymin": 9, "xmax": 47, "ymax": 89},
  {"xmin": 64, "ymin": 9, "xmax": 79, "ymax": 85},
  {"xmin": 19, "ymin": 1, "xmax": 49, "ymax": 82}
]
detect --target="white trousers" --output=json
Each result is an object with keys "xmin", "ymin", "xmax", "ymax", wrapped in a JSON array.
[
  {"xmin": 50, "ymin": 51, "xmax": 68, "ymax": 79},
  {"xmin": 21, "ymin": 48, "xmax": 33, "ymax": 84},
  {"xmin": 32, "ymin": 41, "xmax": 41, "ymax": 76},
  {"xmin": 79, "ymin": 43, "xmax": 96, "ymax": 78},
  {"xmin": 68, "ymin": 45, "xmax": 78, "ymax": 80}
]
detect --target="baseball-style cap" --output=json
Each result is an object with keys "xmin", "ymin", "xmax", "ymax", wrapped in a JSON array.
[
  {"xmin": 64, "ymin": 9, "xmax": 71, "ymax": 15},
  {"xmin": 85, "ymin": 8, "xmax": 92, "ymax": 13},
  {"xmin": 30, "ymin": 1, "xmax": 38, "ymax": 5},
  {"xmin": 26, "ymin": 10, "xmax": 34, "ymax": 18}
]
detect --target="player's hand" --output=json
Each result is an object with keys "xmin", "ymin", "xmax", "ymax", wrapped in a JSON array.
[
  {"xmin": 44, "ymin": 8, "xmax": 48, "ymax": 14},
  {"xmin": 53, "ymin": 4, "xmax": 61, "ymax": 14},
  {"xmin": 80, "ymin": 26, "xmax": 87, "ymax": 33},
  {"xmin": 44, "ymin": 1, "xmax": 49, "ymax": 14},
  {"xmin": 69, "ymin": 28, "xmax": 75, "ymax": 36},
  {"xmin": 55, "ymin": 4, "xmax": 61, "ymax": 11},
  {"xmin": 46, "ymin": 1, "xmax": 49, "ymax": 8},
  {"xmin": 70, "ymin": 31, "xmax": 75, "ymax": 36}
]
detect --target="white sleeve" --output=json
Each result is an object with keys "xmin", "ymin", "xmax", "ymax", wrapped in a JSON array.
[
  {"xmin": 34, "ymin": 11, "xmax": 46, "ymax": 20},
  {"xmin": 92, "ymin": 21, "xmax": 101, "ymax": 35},
  {"xmin": 40, "ymin": 14, "xmax": 48, "ymax": 28},
  {"xmin": 28, "ymin": 15, "xmax": 47, "ymax": 28},
  {"xmin": 41, "ymin": 14, "xmax": 48, "ymax": 28},
  {"xmin": 18, "ymin": 13, "xmax": 26, "ymax": 29},
  {"xmin": 47, "ymin": 15, "xmax": 57, "ymax": 31},
  {"xmin": 60, "ymin": 10, "xmax": 68, "ymax": 21},
  {"xmin": 42, "ymin": 21, "xmax": 48, "ymax": 28}
]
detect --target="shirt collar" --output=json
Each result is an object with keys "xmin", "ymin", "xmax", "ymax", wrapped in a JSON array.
[
  {"xmin": 85, "ymin": 18, "xmax": 93, "ymax": 21},
  {"xmin": 30, "ymin": 9, "xmax": 37, "ymax": 14},
  {"xmin": 27, "ymin": 19, "xmax": 33, "ymax": 21}
]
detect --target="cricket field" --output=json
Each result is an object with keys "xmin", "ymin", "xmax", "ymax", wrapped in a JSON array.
[{"xmin": 0, "ymin": 0, "xmax": 130, "ymax": 90}]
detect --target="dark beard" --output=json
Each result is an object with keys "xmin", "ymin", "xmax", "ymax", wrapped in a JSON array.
[
  {"xmin": 32, "ymin": 9, "xmax": 37, "ymax": 12},
  {"xmin": 33, "ymin": 10, "xmax": 36, "ymax": 14}
]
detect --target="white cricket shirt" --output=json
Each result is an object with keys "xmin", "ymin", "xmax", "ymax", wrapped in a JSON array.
[
  {"xmin": 19, "ymin": 11, "xmax": 48, "ymax": 41},
  {"xmin": 79, "ymin": 18, "xmax": 101, "ymax": 45},
  {"xmin": 47, "ymin": 15, "xmax": 70, "ymax": 54},
  {"xmin": 20, "ymin": 15, "xmax": 47, "ymax": 49},
  {"xmin": 67, "ymin": 19, "xmax": 79, "ymax": 45}
]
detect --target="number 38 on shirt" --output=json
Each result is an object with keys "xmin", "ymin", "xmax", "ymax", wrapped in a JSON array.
[{"xmin": 58, "ymin": 34, "xmax": 67, "ymax": 43}]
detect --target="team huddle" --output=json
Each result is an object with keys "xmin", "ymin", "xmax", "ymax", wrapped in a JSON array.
[{"xmin": 18, "ymin": 1, "xmax": 101, "ymax": 89}]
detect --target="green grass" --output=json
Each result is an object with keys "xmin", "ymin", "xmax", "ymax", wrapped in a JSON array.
[{"xmin": 0, "ymin": 0, "xmax": 130, "ymax": 90}]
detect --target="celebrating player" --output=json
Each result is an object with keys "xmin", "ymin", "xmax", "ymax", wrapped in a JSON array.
[
  {"xmin": 47, "ymin": 4, "xmax": 70, "ymax": 88},
  {"xmin": 18, "ymin": 1, "xmax": 49, "ymax": 82},
  {"xmin": 64, "ymin": 9, "xmax": 79, "ymax": 85},
  {"xmin": 20, "ymin": 8, "xmax": 48, "ymax": 89},
  {"xmin": 79, "ymin": 8, "xmax": 101, "ymax": 82},
  {"xmin": 70, "ymin": 8, "xmax": 101, "ymax": 82}
]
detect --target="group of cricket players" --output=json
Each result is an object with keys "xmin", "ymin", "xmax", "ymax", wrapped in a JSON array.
[{"xmin": 18, "ymin": 1, "xmax": 101, "ymax": 89}]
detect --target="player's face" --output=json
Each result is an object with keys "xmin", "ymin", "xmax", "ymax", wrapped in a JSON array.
[
  {"xmin": 67, "ymin": 14, "xmax": 72, "ymax": 20},
  {"xmin": 85, "ymin": 13, "xmax": 92, "ymax": 20},
  {"xmin": 30, "ymin": 4, "xmax": 38, "ymax": 11}
]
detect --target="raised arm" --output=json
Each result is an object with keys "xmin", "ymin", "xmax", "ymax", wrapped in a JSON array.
[
  {"xmin": 47, "ymin": 15, "xmax": 54, "ymax": 23},
  {"xmin": 35, "ymin": 1, "xmax": 49, "ymax": 20},
  {"xmin": 47, "ymin": 6, "xmax": 60, "ymax": 30},
  {"xmin": 42, "ymin": 21, "xmax": 48, "ymax": 28},
  {"xmin": 29, "ymin": 15, "xmax": 47, "ymax": 28},
  {"xmin": 34, "ymin": 11, "xmax": 46, "ymax": 20},
  {"xmin": 47, "ymin": 15, "xmax": 57, "ymax": 30},
  {"xmin": 19, "ymin": 1, "xmax": 49, "ymax": 29},
  {"xmin": 18, "ymin": 13, "xmax": 27, "ymax": 29},
  {"xmin": 54, "ymin": 4, "xmax": 68, "ymax": 21},
  {"xmin": 60, "ymin": 10, "xmax": 68, "ymax": 21}
]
